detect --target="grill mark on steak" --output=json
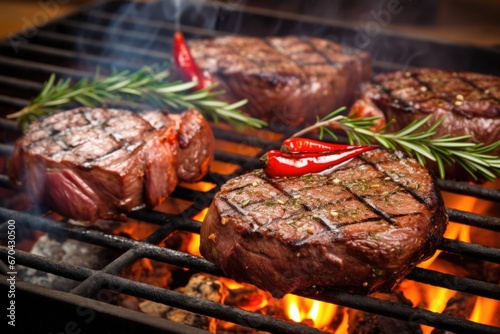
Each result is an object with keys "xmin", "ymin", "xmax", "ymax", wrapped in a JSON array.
[
  {"xmin": 300, "ymin": 38, "xmax": 340, "ymax": 68},
  {"xmin": 369, "ymin": 78, "xmax": 414, "ymax": 112},
  {"xmin": 26, "ymin": 108, "xmax": 158, "ymax": 167},
  {"xmin": 220, "ymin": 152, "xmax": 429, "ymax": 243},
  {"xmin": 260, "ymin": 37, "xmax": 333, "ymax": 71},
  {"xmin": 359, "ymin": 156, "xmax": 434, "ymax": 209},
  {"xmin": 408, "ymin": 71, "xmax": 500, "ymax": 116},
  {"xmin": 252, "ymin": 172, "xmax": 382, "ymax": 231}
]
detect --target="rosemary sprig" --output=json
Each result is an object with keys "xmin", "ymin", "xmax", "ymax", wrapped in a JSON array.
[
  {"xmin": 293, "ymin": 107, "xmax": 500, "ymax": 181},
  {"xmin": 7, "ymin": 65, "xmax": 267, "ymax": 130}
]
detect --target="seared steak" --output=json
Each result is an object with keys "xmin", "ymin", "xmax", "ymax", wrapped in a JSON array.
[
  {"xmin": 200, "ymin": 148, "xmax": 447, "ymax": 298},
  {"xmin": 9, "ymin": 107, "xmax": 214, "ymax": 223},
  {"xmin": 187, "ymin": 35, "xmax": 371, "ymax": 125},
  {"xmin": 351, "ymin": 68, "xmax": 500, "ymax": 181}
]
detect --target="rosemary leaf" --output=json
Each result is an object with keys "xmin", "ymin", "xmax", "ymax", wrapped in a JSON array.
[
  {"xmin": 298, "ymin": 107, "xmax": 500, "ymax": 181},
  {"xmin": 8, "ymin": 65, "xmax": 267, "ymax": 131}
]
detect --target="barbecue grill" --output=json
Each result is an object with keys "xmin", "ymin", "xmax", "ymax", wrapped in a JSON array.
[{"xmin": 1, "ymin": 1, "xmax": 499, "ymax": 333}]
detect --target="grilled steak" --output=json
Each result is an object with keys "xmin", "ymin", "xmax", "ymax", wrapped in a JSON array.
[
  {"xmin": 351, "ymin": 68, "xmax": 500, "ymax": 181},
  {"xmin": 8, "ymin": 107, "xmax": 214, "ymax": 223},
  {"xmin": 187, "ymin": 35, "xmax": 371, "ymax": 126},
  {"xmin": 200, "ymin": 148, "xmax": 447, "ymax": 298}
]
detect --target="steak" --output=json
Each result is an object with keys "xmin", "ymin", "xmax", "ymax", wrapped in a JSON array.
[
  {"xmin": 187, "ymin": 35, "xmax": 371, "ymax": 126},
  {"xmin": 8, "ymin": 107, "xmax": 214, "ymax": 223},
  {"xmin": 200, "ymin": 148, "xmax": 447, "ymax": 298},
  {"xmin": 350, "ymin": 68, "xmax": 500, "ymax": 181}
]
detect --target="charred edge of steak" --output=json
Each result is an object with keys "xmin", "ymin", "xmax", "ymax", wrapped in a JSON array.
[{"xmin": 201, "ymin": 148, "xmax": 447, "ymax": 297}]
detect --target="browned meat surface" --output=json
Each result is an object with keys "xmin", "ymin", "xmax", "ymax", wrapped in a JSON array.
[
  {"xmin": 351, "ymin": 68, "xmax": 500, "ymax": 181},
  {"xmin": 140, "ymin": 109, "xmax": 214, "ymax": 183},
  {"xmin": 200, "ymin": 148, "xmax": 447, "ymax": 298},
  {"xmin": 8, "ymin": 107, "xmax": 214, "ymax": 223},
  {"xmin": 187, "ymin": 35, "xmax": 371, "ymax": 126}
]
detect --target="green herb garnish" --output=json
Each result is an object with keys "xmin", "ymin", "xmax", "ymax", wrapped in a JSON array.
[
  {"xmin": 7, "ymin": 65, "xmax": 267, "ymax": 130},
  {"xmin": 293, "ymin": 107, "xmax": 500, "ymax": 182}
]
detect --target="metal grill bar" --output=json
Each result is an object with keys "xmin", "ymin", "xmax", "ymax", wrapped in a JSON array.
[
  {"xmin": 438, "ymin": 179, "xmax": 500, "ymax": 202},
  {"xmin": 0, "ymin": 274, "xmax": 209, "ymax": 334},
  {"xmin": 2, "ymin": 245, "xmax": 499, "ymax": 334},
  {"xmin": 447, "ymin": 209, "xmax": 500, "ymax": 232},
  {"xmin": 1, "ymin": 197, "xmax": 500, "ymax": 333},
  {"xmin": 406, "ymin": 268, "xmax": 500, "ymax": 299},
  {"xmin": 439, "ymin": 238, "xmax": 500, "ymax": 263}
]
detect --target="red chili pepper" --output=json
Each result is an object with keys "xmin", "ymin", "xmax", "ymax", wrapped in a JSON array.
[
  {"xmin": 281, "ymin": 137, "xmax": 362, "ymax": 153},
  {"xmin": 260, "ymin": 146, "xmax": 377, "ymax": 178},
  {"xmin": 172, "ymin": 31, "xmax": 212, "ymax": 89}
]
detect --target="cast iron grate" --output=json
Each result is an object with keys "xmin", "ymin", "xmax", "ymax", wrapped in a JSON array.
[{"xmin": 0, "ymin": 1, "xmax": 499, "ymax": 333}]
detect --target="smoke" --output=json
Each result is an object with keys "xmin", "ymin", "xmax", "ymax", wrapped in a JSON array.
[
  {"xmin": 73, "ymin": 0, "xmax": 221, "ymax": 70},
  {"xmin": 70, "ymin": 0, "xmax": 495, "ymax": 77}
]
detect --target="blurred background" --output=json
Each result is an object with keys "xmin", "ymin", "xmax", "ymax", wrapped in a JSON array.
[{"xmin": 1, "ymin": 0, "xmax": 499, "ymax": 46}]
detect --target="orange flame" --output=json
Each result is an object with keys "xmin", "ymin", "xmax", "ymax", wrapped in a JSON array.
[
  {"xmin": 403, "ymin": 189, "xmax": 500, "ymax": 334},
  {"xmin": 185, "ymin": 207, "xmax": 209, "ymax": 257},
  {"xmin": 470, "ymin": 297, "xmax": 499, "ymax": 326},
  {"xmin": 283, "ymin": 294, "xmax": 337, "ymax": 329},
  {"xmin": 334, "ymin": 309, "xmax": 349, "ymax": 334}
]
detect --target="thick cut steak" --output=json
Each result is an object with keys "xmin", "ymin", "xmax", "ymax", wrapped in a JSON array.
[
  {"xmin": 187, "ymin": 35, "xmax": 371, "ymax": 125},
  {"xmin": 200, "ymin": 148, "xmax": 447, "ymax": 298},
  {"xmin": 9, "ymin": 107, "xmax": 214, "ymax": 223},
  {"xmin": 351, "ymin": 68, "xmax": 500, "ymax": 181}
]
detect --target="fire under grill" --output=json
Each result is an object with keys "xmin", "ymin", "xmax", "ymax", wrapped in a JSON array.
[{"xmin": 0, "ymin": 0, "xmax": 499, "ymax": 333}]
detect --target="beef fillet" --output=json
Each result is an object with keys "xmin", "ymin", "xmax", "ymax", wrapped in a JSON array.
[
  {"xmin": 351, "ymin": 68, "xmax": 500, "ymax": 181},
  {"xmin": 187, "ymin": 35, "xmax": 371, "ymax": 126},
  {"xmin": 8, "ymin": 107, "xmax": 214, "ymax": 223},
  {"xmin": 200, "ymin": 148, "xmax": 447, "ymax": 298}
]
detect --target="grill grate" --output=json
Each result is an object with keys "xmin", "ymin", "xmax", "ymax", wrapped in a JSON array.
[{"xmin": 1, "ymin": 1, "xmax": 499, "ymax": 333}]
